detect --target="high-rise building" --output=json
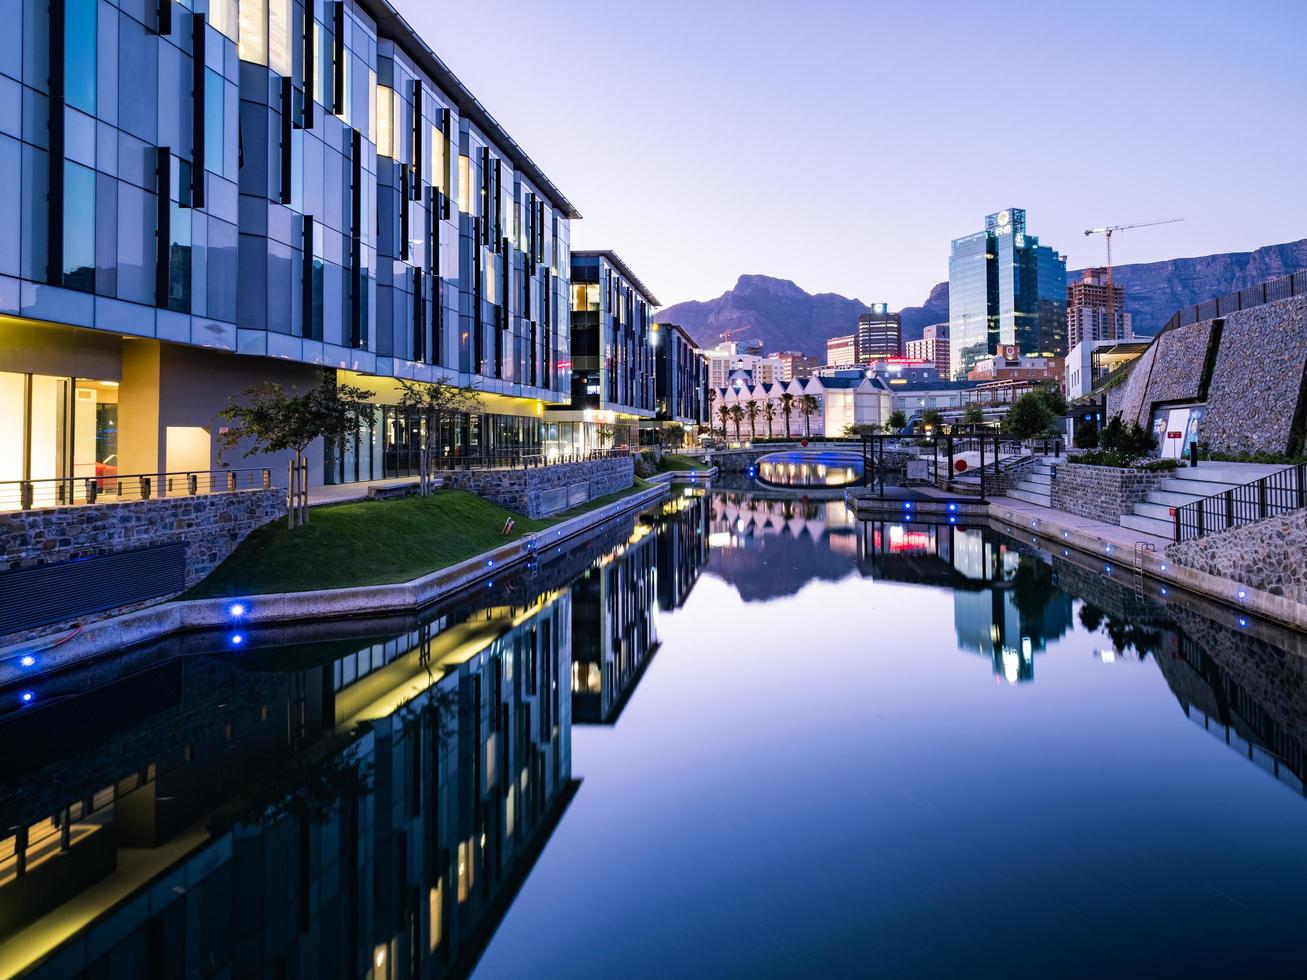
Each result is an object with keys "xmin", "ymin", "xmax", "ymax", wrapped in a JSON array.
[
  {"xmin": 652, "ymin": 322, "xmax": 708, "ymax": 434},
  {"xmin": 948, "ymin": 208, "xmax": 1067, "ymax": 380},
  {"xmin": 1067, "ymin": 269, "xmax": 1132, "ymax": 348},
  {"xmin": 826, "ymin": 334, "xmax": 858, "ymax": 368},
  {"xmin": 770, "ymin": 351, "xmax": 819, "ymax": 382},
  {"xmin": 0, "ymin": 0, "xmax": 579, "ymax": 490},
  {"xmin": 905, "ymin": 323, "xmax": 950, "ymax": 377},
  {"xmin": 856, "ymin": 304, "xmax": 902, "ymax": 360}
]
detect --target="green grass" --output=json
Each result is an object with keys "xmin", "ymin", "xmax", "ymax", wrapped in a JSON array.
[
  {"xmin": 657, "ymin": 453, "xmax": 706, "ymax": 472},
  {"xmin": 188, "ymin": 481, "xmax": 656, "ymax": 599}
]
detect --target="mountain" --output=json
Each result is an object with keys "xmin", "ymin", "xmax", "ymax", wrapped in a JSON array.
[{"xmin": 659, "ymin": 238, "xmax": 1307, "ymax": 356}]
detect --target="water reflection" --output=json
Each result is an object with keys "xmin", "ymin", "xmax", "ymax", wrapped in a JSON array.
[
  {"xmin": 754, "ymin": 450, "xmax": 864, "ymax": 488},
  {"xmin": 4, "ymin": 489, "xmax": 1307, "ymax": 976}
]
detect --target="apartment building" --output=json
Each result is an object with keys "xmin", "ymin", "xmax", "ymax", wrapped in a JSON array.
[{"xmin": 1, "ymin": 0, "xmax": 578, "ymax": 494}]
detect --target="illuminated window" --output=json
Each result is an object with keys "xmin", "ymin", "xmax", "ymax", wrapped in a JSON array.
[
  {"xmin": 336, "ymin": 51, "xmax": 351, "ymax": 123},
  {"xmin": 238, "ymin": 0, "xmax": 267, "ymax": 64},
  {"xmin": 456, "ymin": 839, "xmax": 474, "ymax": 902},
  {"xmin": 457, "ymin": 155, "xmax": 471, "ymax": 213},
  {"xmin": 367, "ymin": 69, "xmax": 377, "ymax": 145},
  {"xmin": 313, "ymin": 22, "xmax": 325, "ymax": 104},
  {"xmin": 268, "ymin": 0, "xmax": 291, "ymax": 75},
  {"xmin": 428, "ymin": 883, "xmax": 443, "ymax": 951},
  {"xmin": 375, "ymin": 85, "xmax": 394, "ymax": 157},
  {"xmin": 208, "ymin": 0, "xmax": 238, "ymax": 41}
]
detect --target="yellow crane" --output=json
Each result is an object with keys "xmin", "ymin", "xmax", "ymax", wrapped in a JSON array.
[{"xmin": 1083, "ymin": 218, "xmax": 1184, "ymax": 335}]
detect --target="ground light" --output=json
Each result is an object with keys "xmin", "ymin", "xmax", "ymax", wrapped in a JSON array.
[
  {"xmin": 19, "ymin": 691, "xmax": 34, "ymax": 705},
  {"xmin": 19, "ymin": 655, "xmax": 35, "ymax": 668},
  {"xmin": 228, "ymin": 602, "xmax": 247, "ymax": 619},
  {"xmin": 230, "ymin": 634, "xmax": 244, "ymax": 646}
]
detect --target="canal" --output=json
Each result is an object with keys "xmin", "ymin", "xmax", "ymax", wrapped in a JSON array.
[{"xmin": 3, "ymin": 488, "xmax": 1307, "ymax": 977}]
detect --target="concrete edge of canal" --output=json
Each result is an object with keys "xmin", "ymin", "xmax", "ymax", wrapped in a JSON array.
[{"xmin": 0, "ymin": 482, "xmax": 672, "ymax": 683}]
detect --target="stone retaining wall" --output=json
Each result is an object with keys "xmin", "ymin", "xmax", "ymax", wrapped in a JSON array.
[
  {"xmin": 0, "ymin": 488, "xmax": 286, "ymax": 587},
  {"xmin": 1166, "ymin": 509, "xmax": 1307, "ymax": 602},
  {"xmin": 440, "ymin": 455, "xmax": 634, "ymax": 518},
  {"xmin": 1049, "ymin": 463, "xmax": 1170, "ymax": 523}
]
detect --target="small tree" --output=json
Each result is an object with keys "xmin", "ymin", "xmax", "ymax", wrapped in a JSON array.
[
  {"xmin": 1002, "ymin": 392, "xmax": 1054, "ymax": 440},
  {"xmin": 779, "ymin": 392, "xmax": 795, "ymax": 439},
  {"xmin": 885, "ymin": 409, "xmax": 907, "ymax": 434},
  {"xmin": 717, "ymin": 403, "xmax": 732, "ymax": 439},
  {"xmin": 1073, "ymin": 421, "xmax": 1099, "ymax": 450},
  {"xmin": 762, "ymin": 399, "xmax": 777, "ymax": 439},
  {"xmin": 799, "ymin": 394, "xmax": 819, "ymax": 438},
  {"xmin": 728, "ymin": 404, "xmax": 744, "ymax": 441},
  {"xmin": 396, "ymin": 379, "xmax": 483, "ymax": 495},
  {"xmin": 1099, "ymin": 415, "xmax": 1127, "ymax": 452},
  {"xmin": 594, "ymin": 422, "xmax": 615, "ymax": 450},
  {"xmin": 1032, "ymin": 381, "xmax": 1068, "ymax": 419},
  {"xmin": 920, "ymin": 408, "xmax": 945, "ymax": 433},
  {"xmin": 962, "ymin": 403, "xmax": 985, "ymax": 427},
  {"xmin": 843, "ymin": 422, "xmax": 880, "ymax": 438},
  {"xmin": 218, "ymin": 373, "xmax": 374, "ymax": 528},
  {"xmin": 744, "ymin": 399, "xmax": 760, "ymax": 439}
]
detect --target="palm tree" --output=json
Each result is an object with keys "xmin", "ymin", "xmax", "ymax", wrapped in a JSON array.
[
  {"xmin": 744, "ymin": 399, "xmax": 760, "ymax": 439},
  {"xmin": 716, "ymin": 402, "xmax": 731, "ymax": 439},
  {"xmin": 799, "ymin": 394, "xmax": 819, "ymax": 438},
  {"xmin": 779, "ymin": 392, "xmax": 795, "ymax": 439},
  {"xmin": 706, "ymin": 387, "xmax": 717, "ymax": 431},
  {"xmin": 728, "ymin": 404, "xmax": 744, "ymax": 441},
  {"xmin": 762, "ymin": 399, "xmax": 777, "ymax": 439}
]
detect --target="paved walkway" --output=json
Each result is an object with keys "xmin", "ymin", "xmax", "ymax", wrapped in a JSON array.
[
  {"xmin": 307, "ymin": 476, "xmax": 422, "ymax": 506},
  {"xmin": 988, "ymin": 495, "xmax": 1172, "ymax": 550}
]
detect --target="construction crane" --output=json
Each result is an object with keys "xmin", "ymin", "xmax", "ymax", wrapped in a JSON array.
[{"xmin": 1083, "ymin": 218, "xmax": 1184, "ymax": 335}]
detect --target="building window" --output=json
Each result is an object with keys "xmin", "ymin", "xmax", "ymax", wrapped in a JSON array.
[
  {"xmin": 168, "ymin": 159, "xmax": 193, "ymax": 313},
  {"xmin": 208, "ymin": 0, "xmax": 238, "ymax": 41},
  {"xmin": 313, "ymin": 22, "xmax": 326, "ymax": 104},
  {"xmin": 238, "ymin": 0, "xmax": 267, "ymax": 64},
  {"xmin": 268, "ymin": 0, "xmax": 292, "ymax": 75},
  {"xmin": 62, "ymin": 162, "xmax": 95, "ymax": 292},
  {"xmin": 457, "ymin": 155, "xmax": 472, "ymax": 214},
  {"xmin": 204, "ymin": 69, "xmax": 225, "ymax": 176},
  {"xmin": 376, "ymin": 85, "xmax": 394, "ymax": 158},
  {"xmin": 367, "ymin": 69, "xmax": 378, "ymax": 145},
  {"xmin": 65, "ymin": 0, "xmax": 96, "ymax": 114}
]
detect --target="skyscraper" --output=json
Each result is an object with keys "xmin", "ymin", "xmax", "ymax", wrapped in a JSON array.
[
  {"xmin": 947, "ymin": 209, "xmax": 1067, "ymax": 380},
  {"xmin": 1067, "ymin": 269, "xmax": 1132, "ymax": 348},
  {"xmin": 856, "ymin": 304, "xmax": 902, "ymax": 360}
]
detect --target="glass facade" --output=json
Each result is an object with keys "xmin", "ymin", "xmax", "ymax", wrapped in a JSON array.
[{"xmin": 948, "ymin": 208, "xmax": 1067, "ymax": 379}]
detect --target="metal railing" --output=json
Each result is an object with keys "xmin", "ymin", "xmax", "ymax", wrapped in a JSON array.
[
  {"xmin": 0, "ymin": 467, "xmax": 272, "ymax": 512},
  {"xmin": 429, "ymin": 447, "xmax": 632, "ymax": 471},
  {"xmin": 1159, "ymin": 269, "xmax": 1306, "ymax": 335},
  {"xmin": 1173, "ymin": 462, "xmax": 1306, "ymax": 543}
]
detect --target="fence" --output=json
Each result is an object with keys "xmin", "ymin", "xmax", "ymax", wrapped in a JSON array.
[
  {"xmin": 1159, "ymin": 269, "xmax": 1307, "ymax": 335},
  {"xmin": 0, "ymin": 468, "xmax": 272, "ymax": 512},
  {"xmin": 1173, "ymin": 462, "xmax": 1306, "ymax": 543},
  {"xmin": 429, "ymin": 447, "xmax": 632, "ymax": 471}
]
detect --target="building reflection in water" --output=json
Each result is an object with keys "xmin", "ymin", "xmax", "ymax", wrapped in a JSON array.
[
  {"xmin": 570, "ymin": 490, "xmax": 710, "ymax": 725},
  {"xmin": 0, "ymin": 589, "xmax": 575, "ymax": 979}
]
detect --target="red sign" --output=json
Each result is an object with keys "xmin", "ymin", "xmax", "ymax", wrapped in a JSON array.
[
  {"xmin": 801, "ymin": 438, "xmax": 809, "ymax": 447},
  {"xmin": 1167, "ymin": 431, "xmax": 1183, "ymax": 440}
]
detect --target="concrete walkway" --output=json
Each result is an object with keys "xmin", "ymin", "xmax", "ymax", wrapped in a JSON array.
[
  {"xmin": 307, "ymin": 476, "xmax": 422, "ymax": 506},
  {"xmin": 989, "ymin": 495, "xmax": 1172, "ymax": 551}
]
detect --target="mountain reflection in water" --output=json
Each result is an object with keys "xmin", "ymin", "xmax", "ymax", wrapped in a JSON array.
[{"xmin": 3, "ymin": 488, "xmax": 1307, "ymax": 978}]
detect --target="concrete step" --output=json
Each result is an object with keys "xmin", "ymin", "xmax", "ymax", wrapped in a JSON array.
[
  {"xmin": 1120, "ymin": 512, "xmax": 1175, "ymax": 539},
  {"xmin": 1158, "ymin": 477, "xmax": 1245, "ymax": 497},
  {"xmin": 1169, "ymin": 464, "xmax": 1294, "ymax": 484},
  {"xmin": 1133, "ymin": 501, "xmax": 1180, "ymax": 522},
  {"xmin": 1008, "ymin": 487, "xmax": 1052, "ymax": 506},
  {"xmin": 1023, "ymin": 472, "xmax": 1053, "ymax": 487},
  {"xmin": 1146, "ymin": 489, "xmax": 1206, "ymax": 508}
]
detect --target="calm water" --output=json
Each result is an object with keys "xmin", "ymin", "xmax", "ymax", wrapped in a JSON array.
[{"xmin": 3, "ymin": 488, "xmax": 1307, "ymax": 978}]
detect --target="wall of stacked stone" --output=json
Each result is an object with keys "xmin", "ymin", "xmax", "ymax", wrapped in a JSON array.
[
  {"xmin": 1049, "ymin": 463, "xmax": 1170, "ymax": 524},
  {"xmin": 1148, "ymin": 319, "xmax": 1215, "ymax": 404},
  {"xmin": 0, "ymin": 489, "xmax": 286, "ymax": 587},
  {"xmin": 1114, "ymin": 342, "xmax": 1158, "ymax": 425},
  {"xmin": 440, "ymin": 456, "xmax": 634, "ymax": 518},
  {"xmin": 1201, "ymin": 294, "xmax": 1307, "ymax": 455},
  {"xmin": 1166, "ymin": 508, "xmax": 1307, "ymax": 603}
]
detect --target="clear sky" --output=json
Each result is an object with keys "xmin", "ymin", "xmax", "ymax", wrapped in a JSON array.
[{"xmin": 403, "ymin": 0, "xmax": 1307, "ymax": 309}]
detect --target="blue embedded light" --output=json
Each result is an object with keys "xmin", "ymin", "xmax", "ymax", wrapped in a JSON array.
[
  {"xmin": 1063, "ymin": 549, "xmax": 1069, "ymax": 557},
  {"xmin": 948, "ymin": 503, "xmax": 957, "ymax": 512},
  {"xmin": 1238, "ymin": 617, "xmax": 1248, "ymax": 628},
  {"xmin": 1105, "ymin": 545, "xmax": 1112, "ymax": 553},
  {"xmin": 19, "ymin": 655, "xmax": 35, "ymax": 668},
  {"xmin": 1062, "ymin": 531, "xmax": 1069, "ymax": 539},
  {"xmin": 1160, "ymin": 563, "xmax": 1168, "ymax": 572},
  {"xmin": 948, "ymin": 516, "xmax": 957, "ymax": 524},
  {"xmin": 230, "ymin": 634, "xmax": 244, "ymax": 646},
  {"xmin": 19, "ymin": 691, "xmax": 34, "ymax": 704},
  {"xmin": 903, "ymin": 501, "xmax": 913, "ymax": 510},
  {"xmin": 1160, "ymin": 587, "xmax": 1168, "ymax": 596},
  {"xmin": 1237, "ymin": 590, "xmax": 1247, "ymax": 600},
  {"xmin": 1105, "ymin": 564, "xmax": 1113, "ymax": 574},
  {"xmin": 487, "ymin": 559, "xmax": 494, "ymax": 567},
  {"xmin": 228, "ymin": 602, "xmax": 247, "ymax": 619}
]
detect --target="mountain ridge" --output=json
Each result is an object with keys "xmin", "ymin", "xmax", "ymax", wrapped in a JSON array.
[{"xmin": 659, "ymin": 238, "xmax": 1307, "ymax": 358}]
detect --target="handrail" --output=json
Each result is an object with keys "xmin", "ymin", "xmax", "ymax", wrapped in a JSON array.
[
  {"xmin": 1158, "ymin": 268, "xmax": 1305, "ymax": 336},
  {"xmin": 1173, "ymin": 462, "xmax": 1306, "ymax": 543},
  {"xmin": 0, "ymin": 468, "xmax": 273, "ymax": 512},
  {"xmin": 429, "ymin": 447, "xmax": 633, "ymax": 471}
]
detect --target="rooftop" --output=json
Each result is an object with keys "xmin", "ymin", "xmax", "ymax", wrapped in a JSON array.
[{"xmin": 572, "ymin": 250, "xmax": 662, "ymax": 306}]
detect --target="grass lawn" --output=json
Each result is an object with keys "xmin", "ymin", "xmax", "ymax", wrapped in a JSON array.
[
  {"xmin": 188, "ymin": 480, "xmax": 656, "ymax": 599},
  {"xmin": 657, "ymin": 453, "xmax": 707, "ymax": 472}
]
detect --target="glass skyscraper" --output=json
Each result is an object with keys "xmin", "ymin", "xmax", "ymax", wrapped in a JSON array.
[{"xmin": 947, "ymin": 208, "xmax": 1067, "ymax": 380}]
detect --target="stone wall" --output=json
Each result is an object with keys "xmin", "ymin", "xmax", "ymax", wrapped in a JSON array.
[
  {"xmin": 0, "ymin": 488, "xmax": 286, "ymax": 587},
  {"xmin": 1166, "ymin": 508, "xmax": 1307, "ymax": 602},
  {"xmin": 1148, "ymin": 319, "xmax": 1216, "ymax": 405},
  {"xmin": 1201, "ymin": 294, "xmax": 1307, "ymax": 455},
  {"xmin": 440, "ymin": 456, "xmax": 634, "ymax": 518},
  {"xmin": 1113, "ymin": 342, "xmax": 1158, "ymax": 425},
  {"xmin": 1049, "ymin": 462, "xmax": 1170, "ymax": 524}
]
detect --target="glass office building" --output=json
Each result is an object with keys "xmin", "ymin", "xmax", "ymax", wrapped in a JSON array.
[
  {"xmin": 947, "ymin": 208, "xmax": 1067, "ymax": 380},
  {"xmin": 0, "ymin": 0, "xmax": 578, "ymax": 490}
]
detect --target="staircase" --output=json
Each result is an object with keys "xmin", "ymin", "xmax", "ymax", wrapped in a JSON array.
[
  {"xmin": 1007, "ymin": 458, "xmax": 1057, "ymax": 507},
  {"xmin": 1119, "ymin": 464, "xmax": 1293, "ymax": 539}
]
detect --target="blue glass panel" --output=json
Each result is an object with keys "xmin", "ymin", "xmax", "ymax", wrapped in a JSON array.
[
  {"xmin": 65, "ymin": 0, "xmax": 97, "ymax": 114},
  {"xmin": 62, "ymin": 160, "xmax": 96, "ymax": 291}
]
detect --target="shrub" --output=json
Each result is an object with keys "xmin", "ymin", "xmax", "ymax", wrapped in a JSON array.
[
  {"xmin": 1073, "ymin": 422, "xmax": 1099, "ymax": 450},
  {"xmin": 1002, "ymin": 393, "xmax": 1054, "ymax": 439}
]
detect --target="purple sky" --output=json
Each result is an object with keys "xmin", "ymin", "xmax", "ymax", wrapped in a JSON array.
[{"xmin": 403, "ymin": 0, "xmax": 1307, "ymax": 310}]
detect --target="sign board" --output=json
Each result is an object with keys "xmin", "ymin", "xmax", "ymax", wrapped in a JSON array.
[{"xmin": 906, "ymin": 460, "xmax": 929, "ymax": 482}]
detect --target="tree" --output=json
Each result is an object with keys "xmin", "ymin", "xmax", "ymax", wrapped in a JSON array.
[
  {"xmin": 843, "ymin": 422, "xmax": 880, "ymax": 438},
  {"xmin": 920, "ymin": 408, "xmax": 945, "ymax": 432},
  {"xmin": 1001, "ymin": 392, "xmax": 1054, "ymax": 439},
  {"xmin": 218, "ymin": 372, "xmax": 374, "ymax": 528},
  {"xmin": 396, "ymin": 379, "xmax": 483, "ymax": 495},
  {"xmin": 661, "ymin": 423, "xmax": 685, "ymax": 449},
  {"xmin": 728, "ymin": 404, "xmax": 744, "ymax": 441},
  {"xmin": 886, "ymin": 409, "xmax": 907, "ymax": 434},
  {"xmin": 717, "ymin": 403, "xmax": 732, "ymax": 439},
  {"xmin": 962, "ymin": 403, "xmax": 985, "ymax": 427},
  {"xmin": 779, "ymin": 392, "xmax": 795, "ymax": 439},
  {"xmin": 1032, "ymin": 381, "xmax": 1068, "ymax": 419},
  {"xmin": 744, "ymin": 399, "xmax": 760, "ymax": 439},
  {"xmin": 799, "ymin": 394, "xmax": 819, "ymax": 438},
  {"xmin": 594, "ymin": 422, "xmax": 615, "ymax": 450},
  {"xmin": 762, "ymin": 399, "xmax": 777, "ymax": 439},
  {"xmin": 1073, "ymin": 421, "xmax": 1099, "ymax": 450}
]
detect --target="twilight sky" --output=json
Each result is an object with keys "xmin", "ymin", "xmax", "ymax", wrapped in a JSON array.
[{"xmin": 404, "ymin": 0, "xmax": 1307, "ymax": 310}]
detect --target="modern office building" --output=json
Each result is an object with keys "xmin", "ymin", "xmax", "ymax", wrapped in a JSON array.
[
  {"xmin": 1067, "ymin": 268, "xmax": 1132, "ymax": 348},
  {"xmin": 947, "ymin": 208, "xmax": 1067, "ymax": 380},
  {"xmin": 967, "ymin": 346, "xmax": 1064, "ymax": 387},
  {"xmin": 550, "ymin": 250, "xmax": 657, "ymax": 450},
  {"xmin": 1, "ymin": 0, "xmax": 578, "ymax": 493},
  {"xmin": 651, "ymin": 321, "xmax": 708, "ymax": 439},
  {"xmin": 1065, "ymin": 338, "xmax": 1150, "ymax": 398},
  {"xmin": 855, "ymin": 304, "xmax": 902, "ymax": 360},
  {"xmin": 706, "ymin": 344, "xmax": 781, "ymax": 389},
  {"xmin": 769, "ymin": 350, "xmax": 819, "ymax": 382},
  {"xmin": 904, "ymin": 323, "xmax": 950, "ymax": 377},
  {"xmin": 826, "ymin": 333, "xmax": 858, "ymax": 368}
]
